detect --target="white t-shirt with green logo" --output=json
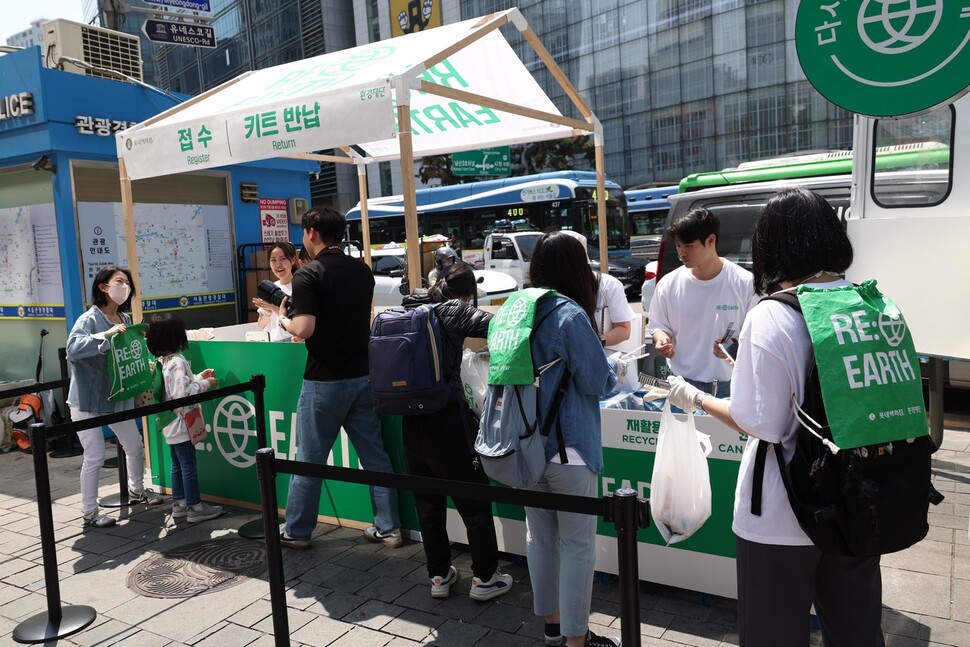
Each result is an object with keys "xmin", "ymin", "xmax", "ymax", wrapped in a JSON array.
[{"xmin": 647, "ymin": 259, "xmax": 757, "ymax": 383}]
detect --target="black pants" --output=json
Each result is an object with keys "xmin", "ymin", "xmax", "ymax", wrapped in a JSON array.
[
  {"xmin": 736, "ymin": 536, "xmax": 885, "ymax": 647},
  {"xmin": 402, "ymin": 400, "xmax": 498, "ymax": 581}
]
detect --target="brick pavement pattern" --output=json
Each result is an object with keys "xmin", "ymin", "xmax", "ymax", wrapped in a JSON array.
[{"xmin": 0, "ymin": 431, "xmax": 967, "ymax": 646}]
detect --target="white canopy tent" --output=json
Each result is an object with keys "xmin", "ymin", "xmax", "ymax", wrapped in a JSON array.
[{"xmin": 116, "ymin": 9, "xmax": 607, "ymax": 320}]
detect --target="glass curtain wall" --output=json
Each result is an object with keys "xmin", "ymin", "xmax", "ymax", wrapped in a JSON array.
[{"xmin": 460, "ymin": 0, "xmax": 854, "ymax": 186}]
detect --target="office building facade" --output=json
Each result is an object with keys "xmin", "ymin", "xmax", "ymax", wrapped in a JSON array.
[{"xmin": 355, "ymin": 0, "xmax": 853, "ymax": 192}]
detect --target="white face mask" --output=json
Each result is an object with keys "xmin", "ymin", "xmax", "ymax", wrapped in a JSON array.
[{"xmin": 108, "ymin": 283, "xmax": 130, "ymax": 305}]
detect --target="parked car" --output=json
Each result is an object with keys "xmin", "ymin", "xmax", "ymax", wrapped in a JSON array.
[{"xmin": 367, "ymin": 246, "xmax": 517, "ymax": 308}]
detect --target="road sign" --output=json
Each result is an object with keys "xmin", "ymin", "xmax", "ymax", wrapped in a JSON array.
[
  {"xmin": 796, "ymin": 1, "xmax": 970, "ymax": 117},
  {"xmin": 142, "ymin": 18, "xmax": 216, "ymax": 48},
  {"xmin": 144, "ymin": 0, "xmax": 212, "ymax": 12},
  {"xmin": 452, "ymin": 146, "xmax": 511, "ymax": 176}
]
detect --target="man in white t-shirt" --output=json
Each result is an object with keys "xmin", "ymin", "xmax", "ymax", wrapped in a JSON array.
[{"xmin": 647, "ymin": 207, "xmax": 757, "ymax": 396}]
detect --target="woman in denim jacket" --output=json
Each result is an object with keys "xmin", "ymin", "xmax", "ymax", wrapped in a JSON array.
[
  {"xmin": 526, "ymin": 232, "xmax": 620, "ymax": 647},
  {"xmin": 66, "ymin": 267, "xmax": 161, "ymax": 529}
]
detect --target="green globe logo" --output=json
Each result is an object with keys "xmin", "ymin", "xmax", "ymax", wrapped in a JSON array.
[
  {"xmin": 859, "ymin": 0, "xmax": 942, "ymax": 55},
  {"xmin": 796, "ymin": 0, "xmax": 970, "ymax": 116},
  {"xmin": 212, "ymin": 395, "xmax": 257, "ymax": 469}
]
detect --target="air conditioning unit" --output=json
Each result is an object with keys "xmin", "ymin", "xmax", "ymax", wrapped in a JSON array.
[{"xmin": 41, "ymin": 19, "xmax": 143, "ymax": 82}]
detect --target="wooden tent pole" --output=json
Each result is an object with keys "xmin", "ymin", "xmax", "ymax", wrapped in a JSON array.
[
  {"xmin": 118, "ymin": 158, "xmax": 143, "ymax": 324},
  {"xmin": 357, "ymin": 164, "xmax": 372, "ymax": 268},
  {"xmin": 396, "ymin": 83, "xmax": 422, "ymax": 294}
]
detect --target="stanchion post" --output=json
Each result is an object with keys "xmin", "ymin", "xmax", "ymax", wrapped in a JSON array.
[
  {"xmin": 239, "ymin": 375, "xmax": 274, "ymax": 540},
  {"xmin": 99, "ymin": 442, "xmax": 130, "ymax": 508},
  {"xmin": 257, "ymin": 448, "xmax": 289, "ymax": 647},
  {"xmin": 12, "ymin": 424, "xmax": 96, "ymax": 643},
  {"xmin": 605, "ymin": 488, "xmax": 646, "ymax": 647},
  {"xmin": 253, "ymin": 374, "xmax": 267, "ymax": 447}
]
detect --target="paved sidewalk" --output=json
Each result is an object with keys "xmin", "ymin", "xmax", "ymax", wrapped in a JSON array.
[{"xmin": 0, "ymin": 430, "xmax": 967, "ymax": 647}]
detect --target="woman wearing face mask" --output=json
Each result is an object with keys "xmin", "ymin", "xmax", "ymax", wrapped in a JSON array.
[
  {"xmin": 252, "ymin": 242, "xmax": 299, "ymax": 341},
  {"xmin": 66, "ymin": 267, "xmax": 162, "ymax": 529}
]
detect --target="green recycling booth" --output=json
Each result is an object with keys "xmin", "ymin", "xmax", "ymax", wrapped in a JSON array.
[{"xmin": 146, "ymin": 333, "xmax": 741, "ymax": 599}]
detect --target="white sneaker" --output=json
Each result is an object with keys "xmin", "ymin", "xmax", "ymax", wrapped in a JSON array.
[
  {"xmin": 430, "ymin": 565, "xmax": 459, "ymax": 599},
  {"xmin": 363, "ymin": 526, "xmax": 403, "ymax": 548},
  {"xmin": 469, "ymin": 571, "xmax": 513, "ymax": 601},
  {"xmin": 187, "ymin": 502, "xmax": 224, "ymax": 523}
]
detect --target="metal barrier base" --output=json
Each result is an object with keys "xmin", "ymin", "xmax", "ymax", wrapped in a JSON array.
[
  {"xmin": 98, "ymin": 494, "xmax": 132, "ymax": 508},
  {"xmin": 238, "ymin": 516, "xmax": 282, "ymax": 540},
  {"xmin": 12, "ymin": 605, "xmax": 96, "ymax": 644}
]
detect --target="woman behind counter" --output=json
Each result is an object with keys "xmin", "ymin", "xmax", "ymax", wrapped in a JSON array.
[
  {"xmin": 252, "ymin": 242, "xmax": 299, "ymax": 341},
  {"xmin": 66, "ymin": 267, "xmax": 163, "ymax": 529}
]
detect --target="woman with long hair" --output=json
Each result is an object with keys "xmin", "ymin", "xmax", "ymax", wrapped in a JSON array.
[
  {"xmin": 665, "ymin": 188, "xmax": 882, "ymax": 646},
  {"xmin": 525, "ymin": 232, "xmax": 619, "ymax": 647},
  {"xmin": 252, "ymin": 241, "xmax": 299, "ymax": 341},
  {"xmin": 66, "ymin": 267, "xmax": 162, "ymax": 528}
]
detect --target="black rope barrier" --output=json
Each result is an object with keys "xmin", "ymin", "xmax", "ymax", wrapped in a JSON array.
[
  {"xmin": 0, "ymin": 378, "xmax": 70, "ymax": 401},
  {"xmin": 11, "ymin": 423, "xmax": 97, "ymax": 644},
  {"xmin": 47, "ymin": 380, "xmax": 257, "ymax": 510},
  {"xmin": 256, "ymin": 447, "xmax": 650, "ymax": 647}
]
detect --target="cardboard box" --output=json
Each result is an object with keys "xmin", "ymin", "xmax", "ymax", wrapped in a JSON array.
[{"xmin": 250, "ymin": 250, "xmax": 270, "ymax": 271}]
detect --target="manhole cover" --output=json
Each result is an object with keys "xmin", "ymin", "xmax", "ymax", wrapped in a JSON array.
[{"xmin": 126, "ymin": 538, "xmax": 266, "ymax": 598}]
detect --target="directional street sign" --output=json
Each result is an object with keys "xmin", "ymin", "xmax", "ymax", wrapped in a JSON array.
[
  {"xmin": 452, "ymin": 146, "xmax": 511, "ymax": 176},
  {"xmin": 144, "ymin": 0, "xmax": 212, "ymax": 12},
  {"xmin": 142, "ymin": 19, "xmax": 217, "ymax": 48}
]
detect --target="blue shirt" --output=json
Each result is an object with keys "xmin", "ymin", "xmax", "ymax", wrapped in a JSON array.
[
  {"xmin": 531, "ymin": 296, "xmax": 615, "ymax": 473},
  {"xmin": 66, "ymin": 306, "xmax": 134, "ymax": 415}
]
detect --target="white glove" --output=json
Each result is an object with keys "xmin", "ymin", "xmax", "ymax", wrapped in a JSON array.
[{"xmin": 667, "ymin": 375, "xmax": 701, "ymax": 413}]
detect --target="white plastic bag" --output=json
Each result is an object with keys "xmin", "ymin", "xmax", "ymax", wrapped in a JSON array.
[
  {"xmin": 460, "ymin": 348, "xmax": 489, "ymax": 418},
  {"xmin": 650, "ymin": 400, "xmax": 712, "ymax": 545}
]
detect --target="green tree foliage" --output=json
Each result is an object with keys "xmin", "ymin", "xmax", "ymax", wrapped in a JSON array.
[{"xmin": 521, "ymin": 135, "xmax": 595, "ymax": 173}]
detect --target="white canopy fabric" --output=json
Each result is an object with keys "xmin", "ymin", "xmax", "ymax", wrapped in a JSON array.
[
  {"xmin": 114, "ymin": 9, "xmax": 607, "ymax": 310},
  {"xmin": 116, "ymin": 13, "xmax": 577, "ymax": 180}
]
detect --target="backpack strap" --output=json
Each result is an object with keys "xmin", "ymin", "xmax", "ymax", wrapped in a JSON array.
[
  {"xmin": 750, "ymin": 290, "xmax": 800, "ymax": 516},
  {"xmin": 544, "ymin": 367, "xmax": 571, "ymax": 464},
  {"xmin": 531, "ymin": 299, "xmax": 571, "ymax": 464}
]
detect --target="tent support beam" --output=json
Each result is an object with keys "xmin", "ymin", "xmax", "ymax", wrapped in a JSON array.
[
  {"xmin": 118, "ymin": 158, "xmax": 143, "ymax": 324},
  {"xmin": 417, "ymin": 81, "xmax": 591, "ymax": 133},
  {"xmin": 422, "ymin": 12, "xmax": 510, "ymax": 69},
  {"xmin": 397, "ymin": 102, "xmax": 422, "ymax": 293},
  {"xmin": 356, "ymin": 164, "xmax": 372, "ymax": 268},
  {"xmin": 283, "ymin": 153, "xmax": 355, "ymax": 164},
  {"xmin": 517, "ymin": 21, "xmax": 594, "ymax": 122}
]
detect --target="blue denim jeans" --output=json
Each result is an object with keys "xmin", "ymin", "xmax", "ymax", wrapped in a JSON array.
[
  {"xmin": 284, "ymin": 376, "xmax": 400, "ymax": 540},
  {"xmin": 525, "ymin": 462, "xmax": 598, "ymax": 638},
  {"xmin": 170, "ymin": 440, "xmax": 200, "ymax": 506}
]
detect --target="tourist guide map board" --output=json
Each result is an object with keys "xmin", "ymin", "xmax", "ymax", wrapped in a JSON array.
[{"xmin": 77, "ymin": 202, "xmax": 234, "ymax": 311}]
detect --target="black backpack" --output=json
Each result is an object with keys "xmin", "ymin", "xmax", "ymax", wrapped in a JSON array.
[{"xmin": 752, "ymin": 291, "xmax": 944, "ymax": 557}]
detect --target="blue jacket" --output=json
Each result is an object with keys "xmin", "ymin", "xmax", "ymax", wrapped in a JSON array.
[
  {"xmin": 531, "ymin": 295, "xmax": 615, "ymax": 473},
  {"xmin": 66, "ymin": 306, "xmax": 134, "ymax": 415}
]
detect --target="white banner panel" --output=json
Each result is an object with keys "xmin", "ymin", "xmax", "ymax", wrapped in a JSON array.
[
  {"xmin": 120, "ymin": 79, "xmax": 395, "ymax": 180},
  {"xmin": 117, "ymin": 11, "xmax": 580, "ymax": 179}
]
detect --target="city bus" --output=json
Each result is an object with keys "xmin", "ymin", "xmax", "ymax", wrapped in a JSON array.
[
  {"xmin": 345, "ymin": 171, "xmax": 631, "ymax": 266},
  {"xmin": 677, "ymin": 142, "xmax": 950, "ymax": 193},
  {"xmin": 625, "ymin": 184, "xmax": 678, "ymax": 259}
]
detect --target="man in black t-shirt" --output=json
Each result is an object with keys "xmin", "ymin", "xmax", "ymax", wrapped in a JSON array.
[{"xmin": 276, "ymin": 206, "xmax": 402, "ymax": 549}]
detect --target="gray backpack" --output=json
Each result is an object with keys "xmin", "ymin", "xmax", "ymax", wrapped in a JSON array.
[{"xmin": 474, "ymin": 354, "xmax": 571, "ymax": 488}]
